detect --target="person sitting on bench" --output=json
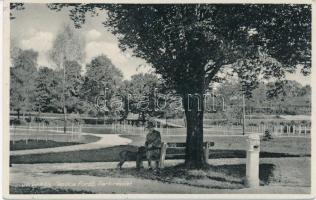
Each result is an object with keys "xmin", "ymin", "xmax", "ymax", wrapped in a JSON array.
[{"xmin": 145, "ymin": 122, "xmax": 161, "ymax": 170}]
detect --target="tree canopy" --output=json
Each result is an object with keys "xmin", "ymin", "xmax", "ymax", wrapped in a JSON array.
[
  {"xmin": 49, "ymin": 4, "xmax": 311, "ymax": 95},
  {"xmin": 83, "ymin": 55, "xmax": 123, "ymax": 117},
  {"xmin": 10, "ymin": 49, "xmax": 38, "ymax": 117}
]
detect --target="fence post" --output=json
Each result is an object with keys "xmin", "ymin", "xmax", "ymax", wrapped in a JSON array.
[
  {"xmin": 26, "ymin": 122, "xmax": 31, "ymax": 144},
  {"xmin": 204, "ymin": 142, "xmax": 210, "ymax": 164},
  {"xmin": 293, "ymin": 125, "xmax": 296, "ymax": 135},
  {"xmin": 263, "ymin": 124, "xmax": 266, "ymax": 133},
  {"xmin": 159, "ymin": 142, "xmax": 168, "ymax": 169},
  {"xmin": 37, "ymin": 123, "xmax": 40, "ymax": 141},
  {"xmin": 299, "ymin": 125, "xmax": 302, "ymax": 135},
  {"xmin": 71, "ymin": 123, "xmax": 74, "ymax": 141},
  {"xmin": 305, "ymin": 126, "xmax": 307, "ymax": 136},
  {"xmin": 12, "ymin": 124, "xmax": 15, "ymax": 144}
]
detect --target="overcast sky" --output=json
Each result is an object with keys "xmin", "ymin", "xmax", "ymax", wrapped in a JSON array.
[{"xmin": 10, "ymin": 3, "xmax": 310, "ymax": 85}]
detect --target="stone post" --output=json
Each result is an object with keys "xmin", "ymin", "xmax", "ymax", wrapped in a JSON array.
[{"xmin": 245, "ymin": 134, "xmax": 260, "ymax": 188}]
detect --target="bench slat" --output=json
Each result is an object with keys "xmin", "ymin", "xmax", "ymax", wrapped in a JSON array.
[{"xmin": 158, "ymin": 141, "xmax": 215, "ymax": 169}]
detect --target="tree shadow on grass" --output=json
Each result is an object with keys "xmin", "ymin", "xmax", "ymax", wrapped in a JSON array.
[
  {"xmin": 207, "ymin": 163, "xmax": 276, "ymax": 185},
  {"xmin": 51, "ymin": 163, "xmax": 276, "ymax": 190}
]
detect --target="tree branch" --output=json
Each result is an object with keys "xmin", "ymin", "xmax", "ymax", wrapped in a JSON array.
[{"xmin": 204, "ymin": 61, "xmax": 223, "ymax": 88}]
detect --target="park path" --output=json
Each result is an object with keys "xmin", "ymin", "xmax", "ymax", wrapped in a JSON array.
[{"xmin": 10, "ymin": 133, "xmax": 132, "ymax": 156}]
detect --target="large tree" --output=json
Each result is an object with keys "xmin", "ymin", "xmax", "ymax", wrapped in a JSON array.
[
  {"xmin": 49, "ymin": 24, "xmax": 85, "ymax": 133},
  {"xmin": 50, "ymin": 4, "xmax": 311, "ymax": 168}
]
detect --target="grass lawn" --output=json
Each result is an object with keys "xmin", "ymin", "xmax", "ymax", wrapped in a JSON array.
[
  {"xmin": 81, "ymin": 127, "xmax": 116, "ymax": 134},
  {"xmin": 11, "ymin": 129, "xmax": 101, "ymax": 143},
  {"xmin": 48, "ymin": 157, "xmax": 310, "ymax": 191},
  {"xmin": 10, "ymin": 135, "xmax": 100, "ymax": 151},
  {"xmin": 10, "ymin": 140, "xmax": 82, "ymax": 151},
  {"xmin": 124, "ymin": 135, "xmax": 311, "ymax": 156},
  {"xmin": 10, "ymin": 145, "xmax": 138, "ymax": 164}
]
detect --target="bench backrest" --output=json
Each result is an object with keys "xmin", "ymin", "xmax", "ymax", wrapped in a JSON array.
[{"xmin": 158, "ymin": 141, "xmax": 215, "ymax": 168}]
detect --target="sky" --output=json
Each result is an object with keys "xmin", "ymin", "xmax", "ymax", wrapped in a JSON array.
[
  {"xmin": 10, "ymin": 3, "xmax": 151, "ymax": 79},
  {"xmin": 10, "ymin": 4, "xmax": 310, "ymax": 85}
]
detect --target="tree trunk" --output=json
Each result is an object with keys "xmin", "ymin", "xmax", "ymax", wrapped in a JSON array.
[
  {"xmin": 62, "ymin": 63, "xmax": 67, "ymax": 134},
  {"xmin": 63, "ymin": 106, "xmax": 67, "ymax": 133},
  {"xmin": 183, "ymin": 93, "xmax": 207, "ymax": 169}
]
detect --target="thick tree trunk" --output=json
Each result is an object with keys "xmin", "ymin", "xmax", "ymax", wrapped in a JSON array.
[{"xmin": 183, "ymin": 93, "xmax": 207, "ymax": 169}]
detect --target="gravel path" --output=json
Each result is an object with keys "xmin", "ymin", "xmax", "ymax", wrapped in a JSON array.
[{"xmin": 10, "ymin": 133, "xmax": 132, "ymax": 156}]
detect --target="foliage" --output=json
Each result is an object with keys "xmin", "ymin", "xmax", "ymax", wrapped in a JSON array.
[
  {"xmin": 49, "ymin": 24, "xmax": 85, "ymax": 68},
  {"xmin": 10, "ymin": 3, "xmax": 25, "ymax": 19},
  {"xmin": 124, "ymin": 73, "xmax": 162, "ymax": 120},
  {"xmin": 83, "ymin": 55, "xmax": 123, "ymax": 117},
  {"xmin": 49, "ymin": 4, "xmax": 310, "ymax": 93},
  {"xmin": 49, "ymin": 24, "xmax": 86, "ymax": 132},
  {"xmin": 215, "ymin": 79, "xmax": 311, "ymax": 121},
  {"xmin": 33, "ymin": 67, "xmax": 61, "ymax": 113},
  {"xmin": 10, "ymin": 49, "xmax": 38, "ymax": 117},
  {"xmin": 64, "ymin": 60, "xmax": 84, "ymax": 113}
]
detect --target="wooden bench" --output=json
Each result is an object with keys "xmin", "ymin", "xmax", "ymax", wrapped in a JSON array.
[{"xmin": 158, "ymin": 141, "xmax": 215, "ymax": 168}]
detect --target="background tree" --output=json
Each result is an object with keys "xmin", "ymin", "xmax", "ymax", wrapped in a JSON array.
[
  {"xmin": 64, "ymin": 60, "xmax": 84, "ymax": 114},
  {"xmin": 50, "ymin": 4, "xmax": 311, "ymax": 168},
  {"xmin": 125, "ymin": 73, "xmax": 162, "ymax": 121},
  {"xmin": 34, "ymin": 67, "xmax": 61, "ymax": 113},
  {"xmin": 49, "ymin": 24, "xmax": 85, "ymax": 133},
  {"xmin": 10, "ymin": 49, "xmax": 38, "ymax": 119},
  {"xmin": 83, "ymin": 55, "xmax": 123, "ymax": 119}
]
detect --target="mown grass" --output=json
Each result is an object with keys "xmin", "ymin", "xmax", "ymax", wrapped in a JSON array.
[
  {"xmin": 48, "ymin": 157, "xmax": 310, "ymax": 189},
  {"xmin": 50, "ymin": 163, "xmax": 276, "ymax": 190},
  {"xmin": 11, "ymin": 129, "xmax": 101, "ymax": 143},
  {"xmin": 10, "ymin": 135, "xmax": 100, "ymax": 151},
  {"xmin": 11, "ymin": 145, "xmax": 138, "ymax": 164},
  {"xmin": 124, "ymin": 135, "xmax": 311, "ymax": 156},
  {"xmin": 10, "ymin": 145, "xmax": 308, "ymax": 164},
  {"xmin": 10, "ymin": 140, "xmax": 83, "ymax": 151}
]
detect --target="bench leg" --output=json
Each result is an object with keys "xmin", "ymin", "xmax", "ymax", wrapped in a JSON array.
[{"xmin": 159, "ymin": 142, "xmax": 167, "ymax": 169}]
